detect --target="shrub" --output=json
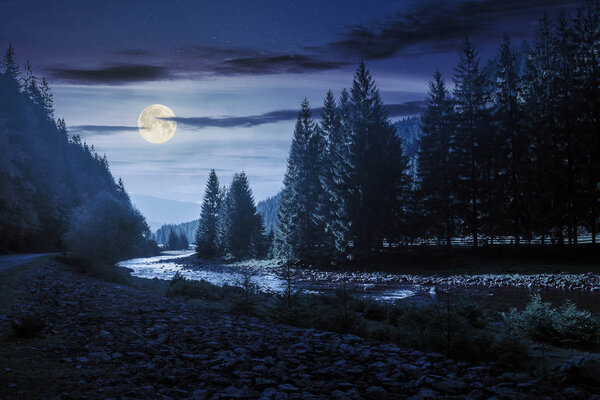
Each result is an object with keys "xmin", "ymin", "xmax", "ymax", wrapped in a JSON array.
[
  {"xmin": 229, "ymin": 269, "xmax": 260, "ymax": 315},
  {"xmin": 166, "ymin": 272, "xmax": 223, "ymax": 301},
  {"xmin": 64, "ymin": 191, "xmax": 157, "ymax": 275},
  {"xmin": 503, "ymin": 293, "xmax": 600, "ymax": 349},
  {"xmin": 362, "ymin": 300, "xmax": 387, "ymax": 321}
]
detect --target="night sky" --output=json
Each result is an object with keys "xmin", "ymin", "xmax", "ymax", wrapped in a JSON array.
[{"xmin": 0, "ymin": 0, "xmax": 582, "ymax": 203}]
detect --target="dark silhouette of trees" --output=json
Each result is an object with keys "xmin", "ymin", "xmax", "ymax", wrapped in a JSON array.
[
  {"xmin": 165, "ymin": 230, "xmax": 189, "ymax": 250},
  {"xmin": 416, "ymin": 70, "xmax": 456, "ymax": 246}
]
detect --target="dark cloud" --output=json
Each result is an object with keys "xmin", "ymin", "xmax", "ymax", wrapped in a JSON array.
[
  {"xmin": 323, "ymin": 0, "xmax": 582, "ymax": 59},
  {"xmin": 69, "ymin": 125, "xmax": 140, "ymax": 135},
  {"xmin": 212, "ymin": 54, "xmax": 350, "ymax": 75},
  {"xmin": 47, "ymin": 47, "xmax": 348, "ymax": 84},
  {"xmin": 163, "ymin": 101, "xmax": 424, "ymax": 129},
  {"xmin": 48, "ymin": 64, "xmax": 170, "ymax": 84}
]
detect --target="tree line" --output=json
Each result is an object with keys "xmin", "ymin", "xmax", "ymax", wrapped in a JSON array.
[
  {"xmin": 273, "ymin": 4, "xmax": 599, "ymax": 263},
  {"xmin": 195, "ymin": 170, "xmax": 269, "ymax": 259}
]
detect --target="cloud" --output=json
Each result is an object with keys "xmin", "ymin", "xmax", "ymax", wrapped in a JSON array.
[
  {"xmin": 48, "ymin": 64, "xmax": 170, "ymax": 84},
  {"xmin": 69, "ymin": 125, "xmax": 140, "ymax": 135},
  {"xmin": 211, "ymin": 54, "xmax": 350, "ymax": 76},
  {"xmin": 46, "ymin": 47, "xmax": 349, "ymax": 84},
  {"xmin": 322, "ymin": 0, "xmax": 581, "ymax": 60},
  {"xmin": 163, "ymin": 101, "xmax": 424, "ymax": 129}
]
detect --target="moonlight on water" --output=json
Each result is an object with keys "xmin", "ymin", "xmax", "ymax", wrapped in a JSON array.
[{"xmin": 138, "ymin": 104, "xmax": 177, "ymax": 144}]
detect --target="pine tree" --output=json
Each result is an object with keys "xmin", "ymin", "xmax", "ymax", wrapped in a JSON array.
[
  {"xmin": 417, "ymin": 70, "xmax": 456, "ymax": 246},
  {"xmin": 492, "ymin": 33, "xmax": 524, "ymax": 245},
  {"xmin": 196, "ymin": 169, "xmax": 221, "ymax": 257},
  {"xmin": 2, "ymin": 44, "xmax": 20, "ymax": 82},
  {"xmin": 346, "ymin": 62, "xmax": 411, "ymax": 256},
  {"xmin": 452, "ymin": 39, "xmax": 489, "ymax": 247},
  {"xmin": 22, "ymin": 60, "xmax": 43, "ymax": 106},
  {"xmin": 572, "ymin": 1, "xmax": 600, "ymax": 244},
  {"xmin": 179, "ymin": 233, "xmax": 189, "ymax": 250},
  {"xmin": 166, "ymin": 229, "xmax": 178, "ymax": 250},
  {"xmin": 520, "ymin": 15, "xmax": 555, "ymax": 243},
  {"xmin": 225, "ymin": 172, "xmax": 262, "ymax": 259},
  {"xmin": 40, "ymin": 77, "xmax": 54, "ymax": 120},
  {"xmin": 275, "ymin": 99, "xmax": 326, "ymax": 262},
  {"xmin": 318, "ymin": 90, "xmax": 346, "ymax": 258}
]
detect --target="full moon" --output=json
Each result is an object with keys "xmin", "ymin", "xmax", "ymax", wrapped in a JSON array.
[{"xmin": 137, "ymin": 104, "xmax": 177, "ymax": 144}]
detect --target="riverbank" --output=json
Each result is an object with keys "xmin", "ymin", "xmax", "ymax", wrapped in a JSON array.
[
  {"xmin": 168, "ymin": 254, "xmax": 600, "ymax": 292},
  {"xmin": 1, "ymin": 257, "xmax": 600, "ymax": 399}
]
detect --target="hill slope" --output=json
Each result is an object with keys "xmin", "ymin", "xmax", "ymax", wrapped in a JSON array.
[{"xmin": 0, "ymin": 68, "xmax": 133, "ymax": 252}]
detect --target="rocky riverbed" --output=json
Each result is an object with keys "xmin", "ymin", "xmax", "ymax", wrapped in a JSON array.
[{"xmin": 1, "ymin": 260, "xmax": 600, "ymax": 399}]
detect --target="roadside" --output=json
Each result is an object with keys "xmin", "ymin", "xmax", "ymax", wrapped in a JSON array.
[{"xmin": 0, "ymin": 253, "xmax": 58, "ymax": 273}]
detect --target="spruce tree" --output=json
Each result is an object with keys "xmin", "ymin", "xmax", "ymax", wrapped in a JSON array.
[
  {"xmin": 573, "ymin": 1, "xmax": 600, "ymax": 244},
  {"xmin": 196, "ymin": 169, "xmax": 221, "ymax": 257},
  {"xmin": 2, "ymin": 44, "xmax": 20, "ymax": 83},
  {"xmin": 452, "ymin": 39, "xmax": 489, "ymax": 247},
  {"xmin": 492, "ymin": 34, "xmax": 524, "ymax": 245},
  {"xmin": 318, "ymin": 90, "xmax": 346, "ymax": 258},
  {"xmin": 225, "ymin": 172, "xmax": 262, "ymax": 259},
  {"xmin": 275, "ymin": 99, "xmax": 326, "ymax": 262},
  {"xmin": 346, "ymin": 62, "xmax": 410, "ymax": 257},
  {"xmin": 417, "ymin": 70, "xmax": 456, "ymax": 246}
]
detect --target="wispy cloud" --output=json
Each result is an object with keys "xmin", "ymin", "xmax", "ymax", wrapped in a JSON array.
[
  {"xmin": 47, "ymin": 47, "xmax": 349, "ymax": 84},
  {"xmin": 162, "ymin": 101, "xmax": 424, "ymax": 129},
  {"xmin": 69, "ymin": 125, "xmax": 140, "ymax": 135}
]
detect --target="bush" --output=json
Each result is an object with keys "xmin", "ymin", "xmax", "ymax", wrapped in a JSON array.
[
  {"xmin": 229, "ymin": 269, "xmax": 260, "ymax": 315},
  {"xmin": 166, "ymin": 272, "xmax": 223, "ymax": 301},
  {"xmin": 503, "ymin": 293, "xmax": 600, "ymax": 348},
  {"xmin": 64, "ymin": 191, "xmax": 157, "ymax": 275},
  {"xmin": 362, "ymin": 300, "xmax": 387, "ymax": 321},
  {"xmin": 504, "ymin": 293, "xmax": 600, "ymax": 349}
]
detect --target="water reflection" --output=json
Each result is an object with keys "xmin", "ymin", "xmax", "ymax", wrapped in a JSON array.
[
  {"xmin": 119, "ymin": 251, "xmax": 600, "ymax": 313},
  {"xmin": 118, "ymin": 251, "xmax": 417, "ymax": 301}
]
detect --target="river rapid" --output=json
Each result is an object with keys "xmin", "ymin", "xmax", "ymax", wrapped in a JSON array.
[{"xmin": 119, "ymin": 251, "xmax": 600, "ymax": 314}]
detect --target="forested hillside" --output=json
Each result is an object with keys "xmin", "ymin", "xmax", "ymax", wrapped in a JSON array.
[
  {"xmin": 0, "ymin": 46, "xmax": 151, "ymax": 254},
  {"xmin": 256, "ymin": 193, "xmax": 281, "ymax": 233},
  {"xmin": 153, "ymin": 220, "xmax": 199, "ymax": 245}
]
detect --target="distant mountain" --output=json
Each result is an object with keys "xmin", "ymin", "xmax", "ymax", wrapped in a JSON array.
[
  {"xmin": 256, "ymin": 193, "xmax": 281, "ymax": 233},
  {"xmin": 130, "ymin": 194, "xmax": 201, "ymax": 231},
  {"xmin": 395, "ymin": 116, "xmax": 421, "ymax": 175}
]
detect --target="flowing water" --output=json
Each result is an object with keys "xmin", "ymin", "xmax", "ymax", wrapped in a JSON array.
[{"xmin": 119, "ymin": 251, "xmax": 600, "ymax": 314}]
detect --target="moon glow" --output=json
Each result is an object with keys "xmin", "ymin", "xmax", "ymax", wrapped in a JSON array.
[{"xmin": 138, "ymin": 104, "xmax": 177, "ymax": 144}]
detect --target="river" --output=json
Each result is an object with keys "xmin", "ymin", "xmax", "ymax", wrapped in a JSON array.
[{"xmin": 119, "ymin": 250, "xmax": 600, "ymax": 314}]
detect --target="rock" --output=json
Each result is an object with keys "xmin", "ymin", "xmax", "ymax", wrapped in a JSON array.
[
  {"xmin": 365, "ymin": 386, "xmax": 386, "ymax": 399},
  {"xmin": 407, "ymin": 387, "xmax": 439, "ymax": 400},
  {"xmin": 553, "ymin": 356, "xmax": 600, "ymax": 386},
  {"xmin": 430, "ymin": 378, "xmax": 466, "ymax": 394},
  {"xmin": 488, "ymin": 386, "xmax": 529, "ymax": 400},
  {"xmin": 277, "ymin": 383, "xmax": 299, "ymax": 393},
  {"xmin": 562, "ymin": 387, "xmax": 587, "ymax": 400}
]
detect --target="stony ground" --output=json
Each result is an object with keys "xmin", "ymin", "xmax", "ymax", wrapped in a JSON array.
[{"xmin": 1, "ymin": 260, "xmax": 599, "ymax": 399}]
